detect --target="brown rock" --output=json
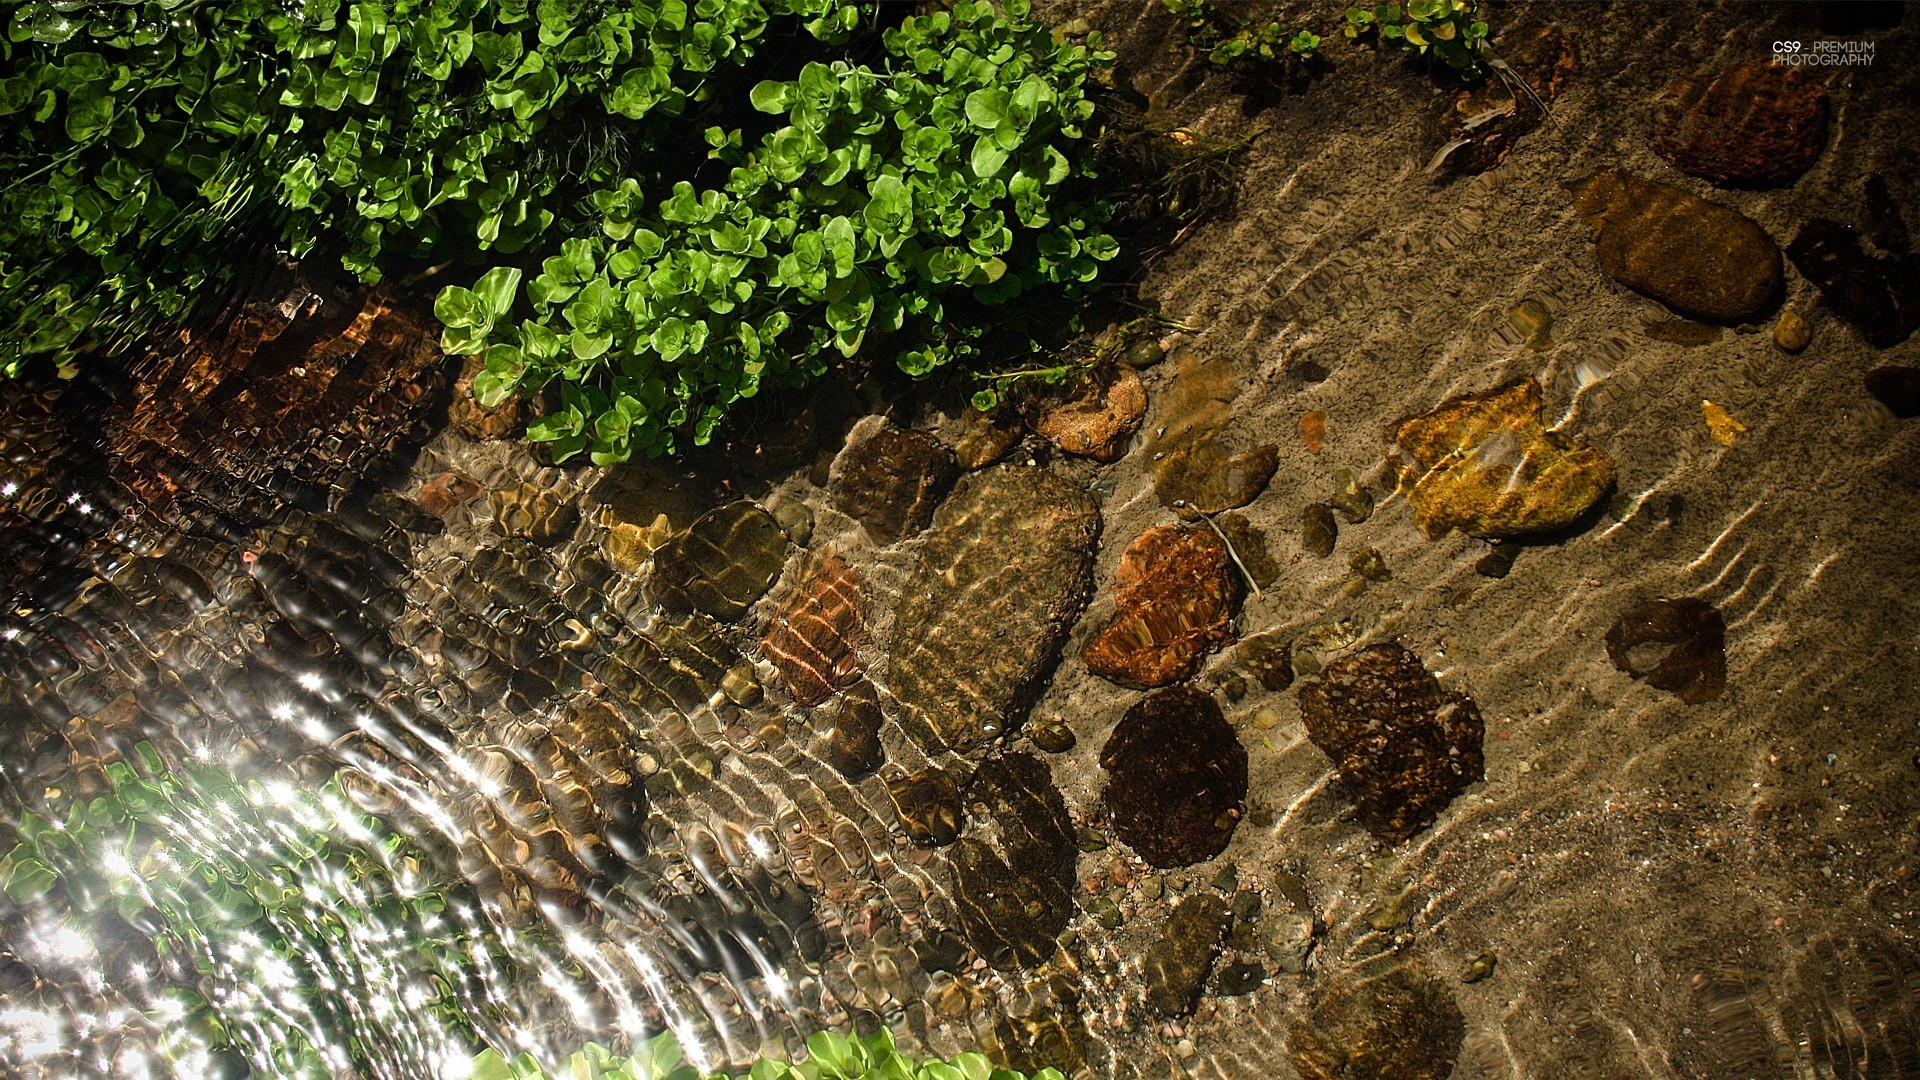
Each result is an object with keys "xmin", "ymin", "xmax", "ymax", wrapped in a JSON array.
[
  {"xmin": 1030, "ymin": 366, "xmax": 1148, "ymax": 461},
  {"xmin": 1298, "ymin": 643, "xmax": 1485, "ymax": 842},
  {"xmin": 1604, "ymin": 597, "xmax": 1727, "ymax": 704},
  {"xmin": 489, "ymin": 482, "xmax": 579, "ymax": 545},
  {"xmin": 1101, "ymin": 686, "xmax": 1247, "ymax": 868},
  {"xmin": 1867, "ymin": 365, "xmax": 1920, "ymax": 418},
  {"xmin": 830, "ymin": 423, "xmax": 961, "ymax": 544},
  {"xmin": 762, "ymin": 551, "xmax": 864, "ymax": 707},
  {"xmin": 888, "ymin": 768, "xmax": 963, "ymax": 847},
  {"xmin": 1143, "ymin": 892, "xmax": 1233, "ymax": 1015},
  {"xmin": 1238, "ymin": 631, "xmax": 1294, "ymax": 692},
  {"xmin": 1149, "ymin": 349, "xmax": 1278, "ymax": 517},
  {"xmin": 648, "ymin": 500, "xmax": 786, "ymax": 620},
  {"xmin": 1216, "ymin": 512, "xmax": 1281, "ymax": 589},
  {"xmin": 1651, "ymin": 61, "xmax": 1829, "ymax": 186},
  {"xmin": 1772, "ymin": 309, "xmax": 1812, "ymax": 353},
  {"xmin": 1083, "ymin": 525, "xmax": 1242, "ymax": 690},
  {"xmin": 1290, "ymin": 965, "xmax": 1466, "ymax": 1080},
  {"xmin": 1570, "ymin": 171, "xmax": 1783, "ymax": 320},
  {"xmin": 814, "ymin": 678, "xmax": 885, "ymax": 779},
  {"xmin": 1434, "ymin": 25, "xmax": 1579, "ymax": 175},
  {"xmin": 449, "ymin": 354, "xmax": 519, "ymax": 439},
  {"xmin": 955, "ymin": 406, "xmax": 1023, "ymax": 469},
  {"xmin": 418, "ymin": 472, "xmax": 482, "ymax": 516},
  {"xmin": 1390, "ymin": 379, "xmax": 1615, "ymax": 540}
]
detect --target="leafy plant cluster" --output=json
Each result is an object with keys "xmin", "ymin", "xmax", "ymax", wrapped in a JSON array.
[
  {"xmin": 0, "ymin": 0, "xmax": 860, "ymax": 379},
  {"xmin": 1161, "ymin": 0, "xmax": 1318, "ymax": 67},
  {"xmin": 445, "ymin": 0, "xmax": 1117, "ymax": 462},
  {"xmin": 1344, "ymin": 0, "xmax": 1490, "ymax": 78},
  {"xmin": 0, "ymin": 744, "xmax": 501, "ymax": 1078},
  {"xmin": 473, "ymin": 1028, "xmax": 1062, "ymax": 1080}
]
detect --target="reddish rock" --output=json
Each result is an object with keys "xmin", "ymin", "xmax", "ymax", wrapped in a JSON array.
[
  {"xmin": 1652, "ymin": 61, "xmax": 1829, "ymax": 186},
  {"xmin": 1083, "ymin": 525, "xmax": 1243, "ymax": 689},
  {"xmin": 830, "ymin": 423, "xmax": 961, "ymax": 544},
  {"xmin": 763, "ymin": 551, "xmax": 864, "ymax": 707},
  {"xmin": 449, "ymin": 354, "xmax": 520, "ymax": 440},
  {"xmin": 418, "ymin": 472, "xmax": 482, "ymax": 516},
  {"xmin": 1298, "ymin": 644, "xmax": 1485, "ymax": 842},
  {"xmin": 1030, "ymin": 366, "xmax": 1148, "ymax": 461}
]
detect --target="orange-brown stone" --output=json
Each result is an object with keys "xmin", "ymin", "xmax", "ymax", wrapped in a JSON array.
[{"xmin": 1083, "ymin": 525, "xmax": 1242, "ymax": 689}]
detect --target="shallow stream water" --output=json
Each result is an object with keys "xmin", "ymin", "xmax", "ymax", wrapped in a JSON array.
[{"xmin": 5, "ymin": 3, "xmax": 1920, "ymax": 1078}]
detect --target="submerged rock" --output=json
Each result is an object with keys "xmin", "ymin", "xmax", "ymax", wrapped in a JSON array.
[
  {"xmin": 1390, "ymin": 379, "xmax": 1615, "ymax": 540},
  {"xmin": 1217, "ymin": 512, "xmax": 1281, "ymax": 589},
  {"xmin": 1651, "ymin": 61, "xmax": 1829, "ymax": 186},
  {"xmin": 1604, "ymin": 597, "xmax": 1727, "ymax": 704},
  {"xmin": 1150, "ymin": 350, "xmax": 1278, "ymax": 517},
  {"xmin": 1144, "ymin": 892, "xmax": 1232, "ymax": 1015},
  {"xmin": 1302, "ymin": 503, "xmax": 1338, "ymax": 557},
  {"xmin": 762, "ymin": 551, "xmax": 864, "ymax": 707},
  {"xmin": 417, "ymin": 472, "xmax": 482, "ymax": 516},
  {"xmin": 1772, "ymin": 309, "xmax": 1813, "ymax": 353},
  {"xmin": 946, "ymin": 754, "xmax": 1077, "ymax": 970},
  {"xmin": 449, "ymin": 354, "xmax": 519, "ymax": 440},
  {"xmin": 1298, "ymin": 644, "xmax": 1485, "ymax": 842},
  {"xmin": 1239, "ymin": 630, "xmax": 1294, "ymax": 693},
  {"xmin": 888, "ymin": 466, "xmax": 1101, "ymax": 752},
  {"xmin": 490, "ymin": 482, "xmax": 579, "ymax": 545},
  {"xmin": 1569, "ymin": 171, "xmax": 1782, "ymax": 320},
  {"xmin": 830, "ymin": 423, "xmax": 960, "ymax": 544},
  {"xmin": 1786, "ymin": 177, "xmax": 1920, "ymax": 348},
  {"xmin": 1031, "ymin": 365, "xmax": 1148, "ymax": 461},
  {"xmin": 814, "ymin": 678, "xmax": 885, "ymax": 779},
  {"xmin": 1867, "ymin": 366, "xmax": 1920, "ymax": 418},
  {"xmin": 1290, "ymin": 965, "xmax": 1467, "ymax": 1080},
  {"xmin": 649, "ymin": 500, "xmax": 785, "ymax": 620},
  {"xmin": 954, "ymin": 406, "xmax": 1023, "ymax": 469},
  {"xmin": 1101, "ymin": 686, "xmax": 1248, "ymax": 868},
  {"xmin": 888, "ymin": 767, "xmax": 963, "ymax": 847},
  {"xmin": 1084, "ymin": 525, "xmax": 1242, "ymax": 689}
]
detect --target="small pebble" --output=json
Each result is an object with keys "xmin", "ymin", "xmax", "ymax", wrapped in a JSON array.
[
  {"xmin": 1216, "ymin": 961, "xmax": 1267, "ymax": 996},
  {"xmin": 1329, "ymin": 468, "xmax": 1374, "ymax": 524},
  {"xmin": 1031, "ymin": 720, "xmax": 1076, "ymax": 753},
  {"xmin": 772, "ymin": 501, "xmax": 814, "ymax": 546},
  {"xmin": 1462, "ymin": 951, "xmax": 1498, "ymax": 983},
  {"xmin": 1772, "ymin": 309, "xmax": 1812, "ymax": 353},
  {"xmin": 1088, "ymin": 897, "xmax": 1124, "ymax": 929},
  {"xmin": 1121, "ymin": 339, "xmax": 1166, "ymax": 369},
  {"xmin": 1140, "ymin": 875, "xmax": 1164, "ymax": 900},
  {"xmin": 1302, "ymin": 503, "xmax": 1338, "ymax": 557},
  {"xmin": 1251, "ymin": 707, "xmax": 1282, "ymax": 730},
  {"xmin": 1231, "ymin": 889, "xmax": 1262, "ymax": 922},
  {"xmin": 1348, "ymin": 546, "xmax": 1390, "ymax": 582},
  {"xmin": 1218, "ymin": 672, "xmax": 1248, "ymax": 702},
  {"xmin": 1210, "ymin": 864, "xmax": 1240, "ymax": 893},
  {"xmin": 1292, "ymin": 650, "xmax": 1322, "ymax": 678},
  {"xmin": 1475, "ymin": 542, "xmax": 1518, "ymax": 579},
  {"xmin": 1077, "ymin": 826, "xmax": 1109, "ymax": 852}
]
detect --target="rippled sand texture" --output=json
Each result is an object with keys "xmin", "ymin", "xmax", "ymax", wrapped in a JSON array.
[{"xmin": 3, "ymin": 3, "xmax": 1920, "ymax": 1079}]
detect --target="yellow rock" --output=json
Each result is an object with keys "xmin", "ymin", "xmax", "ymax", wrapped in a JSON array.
[{"xmin": 1702, "ymin": 400, "xmax": 1747, "ymax": 445}]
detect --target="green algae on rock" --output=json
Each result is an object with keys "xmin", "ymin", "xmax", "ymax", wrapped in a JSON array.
[
  {"xmin": 648, "ymin": 500, "xmax": 786, "ymax": 621},
  {"xmin": 888, "ymin": 465, "xmax": 1101, "ymax": 753},
  {"xmin": 1298, "ymin": 643, "xmax": 1485, "ymax": 843},
  {"xmin": 1083, "ymin": 524, "xmax": 1243, "ymax": 690},
  {"xmin": 1389, "ymin": 378, "xmax": 1615, "ymax": 540},
  {"xmin": 1569, "ymin": 170, "xmax": 1783, "ymax": 320},
  {"xmin": 1101, "ymin": 686, "xmax": 1248, "ymax": 868},
  {"xmin": 1289, "ymin": 964, "xmax": 1467, "ymax": 1080}
]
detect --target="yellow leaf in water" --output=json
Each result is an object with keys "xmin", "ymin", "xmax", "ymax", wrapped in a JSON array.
[{"xmin": 1702, "ymin": 400, "xmax": 1746, "ymax": 445}]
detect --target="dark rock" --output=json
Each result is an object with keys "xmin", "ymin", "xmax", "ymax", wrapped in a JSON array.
[
  {"xmin": 1217, "ymin": 960, "xmax": 1267, "ymax": 996},
  {"xmin": 1787, "ymin": 178, "xmax": 1920, "ymax": 348},
  {"xmin": 1101, "ymin": 686, "xmax": 1248, "ymax": 868},
  {"xmin": 946, "ymin": 754, "xmax": 1078, "ymax": 970},
  {"xmin": 1238, "ymin": 631, "xmax": 1294, "ymax": 693},
  {"xmin": 830, "ymin": 423, "xmax": 960, "ymax": 544},
  {"xmin": 1348, "ymin": 547, "xmax": 1389, "ymax": 583},
  {"xmin": 888, "ymin": 768, "xmax": 962, "ymax": 847},
  {"xmin": 815, "ymin": 679, "xmax": 885, "ymax": 779},
  {"xmin": 1475, "ymin": 542, "xmax": 1519, "ymax": 579},
  {"xmin": 489, "ymin": 482, "xmax": 579, "ymax": 545},
  {"xmin": 449, "ymin": 354, "xmax": 519, "ymax": 440},
  {"xmin": 1298, "ymin": 644, "xmax": 1485, "ymax": 842},
  {"xmin": 1645, "ymin": 319, "xmax": 1723, "ymax": 347},
  {"xmin": 763, "ymin": 551, "xmax": 864, "ymax": 706},
  {"xmin": 417, "ymin": 472, "xmax": 482, "ymax": 516},
  {"xmin": 1390, "ymin": 379, "xmax": 1615, "ymax": 540},
  {"xmin": 888, "ymin": 466, "xmax": 1101, "ymax": 752},
  {"xmin": 1330, "ymin": 468, "xmax": 1374, "ymax": 524},
  {"xmin": 1143, "ymin": 892, "xmax": 1232, "ymax": 1015},
  {"xmin": 1031, "ymin": 366, "xmax": 1148, "ymax": 461},
  {"xmin": 1083, "ymin": 525, "xmax": 1242, "ymax": 690},
  {"xmin": 1432, "ymin": 26, "xmax": 1579, "ymax": 175},
  {"xmin": 1030, "ymin": 720, "xmax": 1076, "ymax": 754},
  {"xmin": 1651, "ymin": 61, "xmax": 1829, "ymax": 185},
  {"xmin": 1289, "ymin": 965, "xmax": 1466, "ymax": 1080},
  {"xmin": 1216, "ymin": 512, "xmax": 1280, "ymax": 588},
  {"xmin": 1569, "ymin": 171, "xmax": 1782, "ymax": 320},
  {"xmin": 1604, "ymin": 597, "xmax": 1727, "ymax": 704},
  {"xmin": 649, "ymin": 500, "xmax": 786, "ymax": 620},
  {"xmin": 1302, "ymin": 503, "xmax": 1338, "ymax": 557},
  {"xmin": 1867, "ymin": 366, "xmax": 1920, "ymax": 417}
]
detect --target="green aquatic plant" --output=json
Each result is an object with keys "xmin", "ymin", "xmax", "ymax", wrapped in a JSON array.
[
  {"xmin": 448, "ymin": 0, "xmax": 1116, "ymax": 461},
  {"xmin": 472, "ymin": 1028, "xmax": 1063, "ymax": 1080},
  {"xmin": 1162, "ymin": 0, "xmax": 1318, "ymax": 67},
  {"xmin": 1344, "ymin": 0, "xmax": 1490, "ymax": 79},
  {"xmin": 0, "ymin": 744, "xmax": 504, "ymax": 1078},
  {"xmin": 0, "ymin": 0, "xmax": 1115, "ymax": 462}
]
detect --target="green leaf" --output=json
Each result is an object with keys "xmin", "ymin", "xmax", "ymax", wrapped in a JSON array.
[
  {"xmin": 472, "ymin": 266, "xmax": 523, "ymax": 321},
  {"xmin": 963, "ymin": 86, "xmax": 1009, "ymax": 129},
  {"xmin": 970, "ymin": 136, "xmax": 1009, "ymax": 179}
]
